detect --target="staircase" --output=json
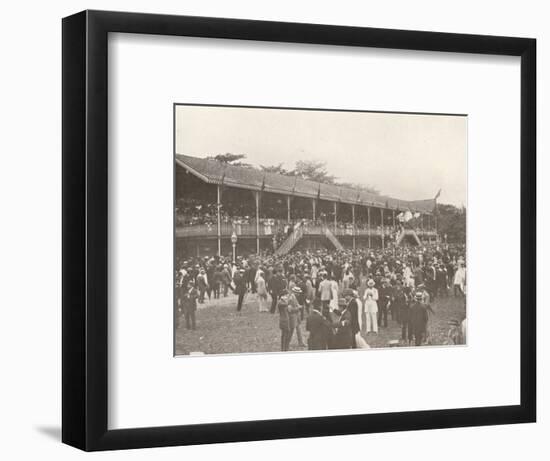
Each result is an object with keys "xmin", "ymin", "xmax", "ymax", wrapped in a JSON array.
[
  {"xmin": 396, "ymin": 229, "xmax": 421, "ymax": 246},
  {"xmin": 274, "ymin": 223, "xmax": 305, "ymax": 256},
  {"xmin": 323, "ymin": 226, "xmax": 344, "ymax": 251}
]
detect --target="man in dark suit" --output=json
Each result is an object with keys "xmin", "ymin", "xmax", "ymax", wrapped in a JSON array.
[
  {"xmin": 435, "ymin": 264, "xmax": 448, "ymax": 298},
  {"xmin": 425, "ymin": 263, "xmax": 437, "ymax": 301},
  {"xmin": 206, "ymin": 262, "xmax": 216, "ymax": 300},
  {"xmin": 305, "ymin": 299, "xmax": 332, "ymax": 350},
  {"xmin": 234, "ymin": 269, "xmax": 247, "ymax": 313},
  {"xmin": 196, "ymin": 269, "xmax": 209, "ymax": 304},
  {"xmin": 409, "ymin": 292, "xmax": 429, "ymax": 346},
  {"xmin": 342, "ymin": 288, "xmax": 360, "ymax": 348},
  {"xmin": 394, "ymin": 282, "xmax": 411, "ymax": 343},
  {"xmin": 182, "ymin": 281, "xmax": 199, "ymax": 330},
  {"xmin": 332, "ymin": 297, "xmax": 354, "ymax": 350},
  {"xmin": 269, "ymin": 268, "xmax": 287, "ymax": 314},
  {"xmin": 278, "ymin": 291, "xmax": 291, "ymax": 351},
  {"xmin": 377, "ymin": 278, "xmax": 392, "ymax": 328}
]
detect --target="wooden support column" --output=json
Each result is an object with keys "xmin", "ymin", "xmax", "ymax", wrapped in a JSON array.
[
  {"xmin": 392, "ymin": 210, "xmax": 395, "ymax": 227},
  {"xmin": 381, "ymin": 208, "xmax": 384, "ymax": 249},
  {"xmin": 312, "ymin": 198, "xmax": 316, "ymax": 221},
  {"xmin": 334, "ymin": 202, "xmax": 337, "ymax": 233},
  {"xmin": 255, "ymin": 191, "xmax": 260, "ymax": 254},
  {"xmin": 286, "ymin": 195, "xmax": 291, "ymax": 222},
  {"xmin": 367, "ymin": 206, "xmax": 371, "ymax": 248},
  {"xmin": 352, "ymin": 205, "xmax": 356, "ymax": 250},
  {"xmin": 216, "ymin": 185, "xmax": 221, "ymax": 257}
]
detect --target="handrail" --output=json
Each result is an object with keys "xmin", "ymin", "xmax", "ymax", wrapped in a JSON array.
[
  {"xmin": 274, "ymin": 223, "xmax": 305, "ymax": 256},
  {"xmin": 323, "ymin": 226, "xmax": 344, "ymax": 251},
  {"xmin": 396, "ymin": 229, "xmax": 422, "ymax": 246}
]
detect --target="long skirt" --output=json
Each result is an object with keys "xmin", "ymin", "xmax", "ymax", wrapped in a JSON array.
[{"xmin": 258, "ymin": 293, "xmax": 270, "ymax": 312}]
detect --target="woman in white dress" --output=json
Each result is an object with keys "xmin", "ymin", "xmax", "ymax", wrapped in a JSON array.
[
  {"xmin": 453, "ymin": 262, "xmax": 466, "ymax": 296},
  {"xmin": 256, "ymin": 271, "xmax": 269, "ymax": 312},
  {"xmin": 329, "ymin": 275, "xmax": 340, "ymax": 312},
  {"xmin": 403, "ymin": 264, "xmax": 415, "ymax": 289},
  {"xmin": 363, "ymin": 279, "xmax": 379, "ymax": 334}
]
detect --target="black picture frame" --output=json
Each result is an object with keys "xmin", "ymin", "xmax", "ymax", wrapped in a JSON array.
[{"xmin": 62, "ymin": 10, "xmax": 536, "ymax": 451}]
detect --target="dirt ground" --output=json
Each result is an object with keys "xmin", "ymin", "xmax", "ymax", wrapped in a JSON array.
[{"xmin": 175, "ymin": 289, "xmax": 466, "ymax": 356}]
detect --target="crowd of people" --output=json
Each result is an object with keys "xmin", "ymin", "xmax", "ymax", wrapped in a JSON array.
[
  {"xmin": 175, "ymin": 243, "xmax": 467, "ymax": 350},
  {"xmin": 175, "ymin": 197, "xmax": 255, "ymax": 227}
]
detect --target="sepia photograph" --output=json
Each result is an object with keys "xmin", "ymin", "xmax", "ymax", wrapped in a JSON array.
[{"xmin": 174, "ymin": 104, "xmax": 467, "ymax": 356}]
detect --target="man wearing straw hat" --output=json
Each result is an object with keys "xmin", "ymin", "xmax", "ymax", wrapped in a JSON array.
[
  {"xmin": 318, "ymin": 271, "xmax": 332, "ymax": 312},
  {"xmin": 343, "ymin": 288, "xmax": 361, "ymax": 348},
  {"xmin": 289, "ymin": 286, "xmax": 306, "ymax": 348},
  {"xmin": 409, "ymin": 291, "xmax": 429, "ymax": 346}
]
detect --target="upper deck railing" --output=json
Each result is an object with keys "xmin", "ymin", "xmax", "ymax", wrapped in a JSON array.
[{"xmin": 175, "ymin": 218, "xmax": 437, "ymax": 239}]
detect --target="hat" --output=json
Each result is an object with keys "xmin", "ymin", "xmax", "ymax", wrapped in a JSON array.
[
  {"xmin": 239, "ymin": 269, "xmax": 245, "ymax": 273},
  {"xmin": 448, "ymin": 319, "xmax": 460, "ymax": 326},
  {"xmin": 367, "ymin": 279, "xmax": 375, "ymax": 287},
  {"xmin": 414, "ymin": 291, "xmax": 423, "ymax": 300},
  {"xmin": 292, "ymin": 286, "xmax": 303, "ymax": 294}
]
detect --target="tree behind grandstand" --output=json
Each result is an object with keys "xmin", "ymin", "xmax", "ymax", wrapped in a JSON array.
[
  {"xmin": 208, "ymin": 153, "xmax": 379, "ymax": 194},
  {"xmin": 437, "ymin": 203, "xmax": 466, "ymax": 243}
]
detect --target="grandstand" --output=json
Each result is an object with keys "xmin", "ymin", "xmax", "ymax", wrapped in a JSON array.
[{"xmin": 175, "ymin": 154, "xmax": 439, "ymax": 258}]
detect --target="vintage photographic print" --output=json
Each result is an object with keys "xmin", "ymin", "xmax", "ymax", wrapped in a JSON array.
[{"xmin": 174, "ymin": 104, "xmax": 467, "ymax": 356}]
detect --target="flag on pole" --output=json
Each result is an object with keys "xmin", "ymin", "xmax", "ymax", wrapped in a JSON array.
[{"xmin": 434, "ymin": 189, "xmax": 441, "ymax": 200}]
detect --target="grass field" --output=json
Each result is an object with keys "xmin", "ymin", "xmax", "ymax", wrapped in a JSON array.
[{"xmin": 175, "ymin": 288, "xmax": 466, "ymax": 355}]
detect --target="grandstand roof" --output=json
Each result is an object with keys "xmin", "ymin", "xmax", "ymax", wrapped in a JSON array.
[{"xmin": 176, "ymin": 154, "xmax": 436, "ymax": 213}]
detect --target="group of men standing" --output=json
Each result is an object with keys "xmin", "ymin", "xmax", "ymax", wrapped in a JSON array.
[{"xmin": 275, "ymin": 272, "xmax": 436, "ymax": 351}]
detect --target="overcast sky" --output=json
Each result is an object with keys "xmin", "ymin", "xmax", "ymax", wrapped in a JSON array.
[{"xmin": 175, "ymin": 105, "xmax": 467, "ymax": 207}]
